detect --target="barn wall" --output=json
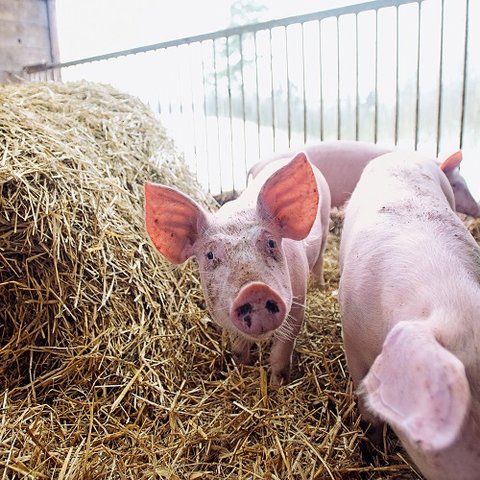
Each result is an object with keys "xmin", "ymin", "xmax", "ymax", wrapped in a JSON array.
[{"xmin": 0, "ymin": 0, "xmax": 59, "ymax": 83}]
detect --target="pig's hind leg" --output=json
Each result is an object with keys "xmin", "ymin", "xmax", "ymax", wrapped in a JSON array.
[
  {"xmin": 311, "ymin": 252, "xmax": 326, "ymax": 288},
  {"xmin": 310, "ymin": 225, "xmax": 328, "ymax": 288}
]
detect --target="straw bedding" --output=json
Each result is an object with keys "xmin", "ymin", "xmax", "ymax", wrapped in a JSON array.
[{"xmin": 0, "ymin": 81, "xmax": 478, "ymax": 480}]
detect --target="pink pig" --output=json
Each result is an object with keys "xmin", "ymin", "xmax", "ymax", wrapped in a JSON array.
[
  {"xmin": 145, "ymin": 153, "xmax": 330, "ymax": 385},
  {"xmin": 339, "ymin": 151, "xmax": 480, "ymax": 479},
  {"xmin": 248, "ymin": 141, "xmax": 480, "ymax": 217}
]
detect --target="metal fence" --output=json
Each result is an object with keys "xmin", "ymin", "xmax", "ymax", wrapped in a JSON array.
[{"xmin": 25, "ymin": 0, "xmax": 478, "ymax": 196}]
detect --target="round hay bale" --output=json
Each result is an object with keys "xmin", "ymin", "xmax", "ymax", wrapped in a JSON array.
[
  {"xmin": 0, "ymin": 81, "xmax": 214, "ymax": 388},
  {"xmin": 0, "ymin": 81, "xmax": 424, "ymax": 479}
]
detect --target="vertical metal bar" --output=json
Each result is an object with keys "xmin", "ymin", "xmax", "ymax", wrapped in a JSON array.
[
  {"xmin": 239, "ymin": 33, "xmax": 246, "ymax": 191},
  {"xmin": 336, "ymin": 16, "xmax": 341, "ymax": 140},
  {"xmin": 285, "ymin": 26, "xmax": 291, "ymax": 147},
  {"xmin": 269, "ymin": 29, "xmax": 276, "ymax": 152},
  {"xmin": 394, "ymin": 6, "xmax": 400, "ymax": 145},
  {"xmin": 374, "ymin": 9, "xmax": 379, "ymax": 144},
  {"xmin": 460, "ymin": 0, "xmax": 469, "ymax": 149},
  {"xmin": 176, "ymin": 47, "xmax": 184, "ymax": 114},
  {"xmin": 200, "ymin": 43, "xmax": 211, "ymax": 192},
  {"xmin": 226, "ymin": 36, "xmax": 234, "ymax": 189},
  {"xmin": 301, "ymin": 23, "xmax": 307, "ymax": 144},
  {"xmin": 188, "ymin": 44, "xmax": 199, "ymax": 179},
  {"xmin": 253, "ymin": 31, "xmax": 261, "ymax": 161},
  {"xmin": 212, "ymin": 40, "xmax": 222, "ymax": 192},
  {"xmin": 436, "ymin": 0, "xmax": 445, "ymax": 156},
  {"xmin": 414, "ymin": 1, "xmax": 421, "ymax": 150},
  {"xmin": 355, "ymin": 13, "xmax": 360, "ymax": 141},
  {"xmin": 319, "ymin": 19, "xmax": 324, "ymax": 141}
]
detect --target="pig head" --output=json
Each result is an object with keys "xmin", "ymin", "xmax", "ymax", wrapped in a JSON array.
[
  {"xmin": 439, "ymin": 150, "xmax": 480, "ymax": 217},
  {"xmin": 145, "ymin": 153, "xmax": 330, "ymax": 385},
  {"xmin": 339, "ymin": 151, "xmax": 480, "ymax": 479}
]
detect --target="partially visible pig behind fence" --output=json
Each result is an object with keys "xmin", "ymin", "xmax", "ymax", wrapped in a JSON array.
[{"xmin": 26, "ymin": 0, "xmax": 480, "ymax": 198}]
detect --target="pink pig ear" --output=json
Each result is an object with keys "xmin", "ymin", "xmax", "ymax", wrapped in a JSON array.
[
  {"xmin": 361, "ymin": 321, "xmax": 470, "ymax": 451},
  {"xmin": 144, "ymin": 182, "xmax": 209, "ymax": 264},
  {"xmin": 440, "ymin": 150, "xmax": 463, "ymax": 173},
  {"xmin": 256, "ymin": 152, "xmax": 319, "ymax": 240}
]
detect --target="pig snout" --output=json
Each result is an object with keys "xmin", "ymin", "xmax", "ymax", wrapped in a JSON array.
[{"xmin": 230, "ymin": 282, "xmax": 287, "ymax": 337}]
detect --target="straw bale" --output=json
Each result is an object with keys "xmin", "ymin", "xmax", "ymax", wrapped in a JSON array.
[{"xmin": 3, "ymin": 80, "xmax": 472, "ymax": 479}]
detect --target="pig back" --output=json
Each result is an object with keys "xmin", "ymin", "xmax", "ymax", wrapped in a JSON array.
[{"xmin": 304, "ymin": 141, "xmax": 390, "ymax": 207}]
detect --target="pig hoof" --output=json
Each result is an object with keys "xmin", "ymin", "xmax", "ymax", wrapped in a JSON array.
[
  {"xmin": 231, "ymin": 344, "xmax": 257, "ymax": 366},
  {"xmin": 359, "ymin": 439, "xmax": 378, "ymax": 465},
  {"xmin": 361, "ymin": 419, "xmax": 383, "ymax": 447},
  {"xmin": 357, "ymin": 420, "xmax": 384, "ymax": 464},
  {"xmin": 309, "ymin": 274, "xmax": 325, "ymax": 290},
  {"xmin": 270, "ymin": 368, "xmax": 290, "ymax": 387},
  {"xmin": 231, "ymin": 351, "xmax": 251, "ymax": 366}
]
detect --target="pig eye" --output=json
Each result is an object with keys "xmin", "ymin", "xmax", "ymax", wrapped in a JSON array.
[
  {"xmin": 206, "ymin": 251, "xmax": 214, "ymax": 260},
  {"xmin": 265, "ymin": 237, "xmax": 279, "ymax": 261}
]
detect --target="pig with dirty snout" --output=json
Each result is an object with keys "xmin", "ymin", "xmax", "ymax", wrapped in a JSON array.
[
  {"xmin": 145, "ymin": 153, "xmax": 331, "ymax": 385},
  {"xmin": 339, "ymin": 151, "xmax": 480, "ymax": 480}
]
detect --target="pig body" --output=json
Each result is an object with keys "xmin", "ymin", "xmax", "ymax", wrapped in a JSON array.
[
  {"xmin": 145, "ymin": 153, "xmax": 330, "ymax": 385},
  {"xmin": 248, "ymin": 140, "xmax": 480, "ymax": 217},
  {"xmin": 339, "ymin": 151, "xmax": 480, "ymax": 479}
]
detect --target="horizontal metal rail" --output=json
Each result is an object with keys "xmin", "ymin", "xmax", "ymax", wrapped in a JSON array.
[{"xmin": 24, "ymin": 0, "xmax": 421, "ymax": 73}]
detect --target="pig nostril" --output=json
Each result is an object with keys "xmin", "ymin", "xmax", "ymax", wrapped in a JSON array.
[
  {"xmin": 265, "ymin": 300, "xmax": 279, "ymax": 314},
  {"xmin": 244, "ymin": 315, "xmax": 252, "ymax": 327},
  {"xmin": 237, "ymin": 303, "xmax": 252, "ymax": 317}
]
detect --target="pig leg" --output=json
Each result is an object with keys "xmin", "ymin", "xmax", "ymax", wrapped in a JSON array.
[
  {"xmin": 357, "ymin": 395, "xmax": 384, "ymax": 448},
  {"xmin": 308, "ymin": 177, "xmax": 330, "ymax": 288},
  {"xmin": 343, "ymin": 333, "xmax": 384, "ymax": 446},
  {"xmin": 269, "ymin": 299, "xmax": 304, "ymax": 386},
  {"xmin": 310, "ymin": 228, "xmax": 328, "ymax": 287},
  {"xmin": 229, "ymin": 332, "xmax": 254, "ymax": 366}
]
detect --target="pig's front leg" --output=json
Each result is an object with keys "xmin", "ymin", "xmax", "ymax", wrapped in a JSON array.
[
  {"xmin": 269, "ymin": 300, "xmax": 304, "ymax": 386},
  {"xmin": 229, "ymin": 332, "xmax": 254, "ymax": 366},
  {"xmin": 357, "ymin": 395, "xmax": 384, "ymax": 448},
  {"xmin": 343, "ymin": 333, "xmax": 384, "ymax": 446}
]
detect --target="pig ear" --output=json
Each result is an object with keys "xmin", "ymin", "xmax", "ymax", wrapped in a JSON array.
[
  {"xmin": 256, "ymin": 152, "xmax": 319, "ymax": 240},
  {"xmin": 361, "ymin": 322, "xmax": 470, "ymax": 451},
  {"xmin": 144, "ymin": 182, "xmax": 209, "ymax": 264},
  {"xmin": 440, "ymin": 150, "xmax": 463, "ymax": 173}
]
